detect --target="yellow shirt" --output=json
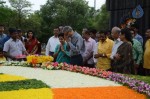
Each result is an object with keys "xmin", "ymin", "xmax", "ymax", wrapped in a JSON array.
[
  {"xmin": 0, "ymin": 57, "xmax": 6, "ymax": 61},
  {"xmin": 96, "ymin": 38, "xmax": 114, "ymax": 70},
  {"xmin": 144, "ymin": 39, "xmax": 150, "ymax": 69}
]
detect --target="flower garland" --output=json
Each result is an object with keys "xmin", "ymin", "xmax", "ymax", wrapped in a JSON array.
[
  {"xmin": 41, "ymin": 62, "xmax": 150, "ymax": 97},
  {"xmin": 26, "ymin": 55, "xmax": 54, "ymax": 64},
  {"xmin": 1, "ymin": 61, "xmax": 150, "ymax": 97}
]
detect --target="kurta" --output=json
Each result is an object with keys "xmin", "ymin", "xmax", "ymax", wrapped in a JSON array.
[
  {"xmin": 96, "ymin": 38, "xmax": 114, "ymax": 70},
  {"xmin": 54, "ymin": 43, "xmax": 70, "ymax": 64},
  {"xmin": 144, "ymin": 39, "xmax": 150, "ymax": 69}
]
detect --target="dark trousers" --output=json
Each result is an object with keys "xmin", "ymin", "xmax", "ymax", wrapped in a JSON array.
[
  {"xmin": 84, "ymin": 63, "xmax": 95, "ymax": 68},
  {"xmin": 70, "ymin": 54, "xmax": 83, "ymax": 66}
]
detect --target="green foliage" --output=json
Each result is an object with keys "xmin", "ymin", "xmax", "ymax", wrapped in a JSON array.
[
  {"xmin": 126, "ymin": 74, "xmax": 150, "ymax": 84},
  {"xmin": 88, "ymin": 4, "xmax": 110, "ymax": 31},
  {"xmin": 0, "ymin": 79, "xmax": 50, "ymax": 91},
  {"xmin": 8, "ymin": 0, "xmax": 32, "ymax": 28},
  {"xmin": 0, "ymin": 6, "xmax": 17, "ymax": 28},
  {"xmin": 40, "ymin": 0, "xmax": 90, "ymax": 42},
  {"xmin": 0, "ymin": 0, "xmax": 110, "ymax": 43}
]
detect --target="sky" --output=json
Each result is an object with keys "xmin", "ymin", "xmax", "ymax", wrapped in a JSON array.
[{"xmin": 4, "ymin": 0, "xmax": 106, "ymax": 11}]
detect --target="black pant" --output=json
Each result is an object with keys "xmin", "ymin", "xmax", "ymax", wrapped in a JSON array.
[{"xmin": 70, "ymin": 54, "xmax": 83, "ymax": 66}]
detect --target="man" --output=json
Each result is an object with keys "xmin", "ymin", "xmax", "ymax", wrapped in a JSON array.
[
  {"xmin": 82, "ymin": 29, "xmax": 96, "ymax": 68},
  {"xmin": 0, "ymin": 25, "xmax": 7, "ymax": 52},
  {"xmin": 110, "ymin": 27, "xmax": 123, "ymax": 71},
  {"xmin": 89, "ymin": 29, "xmax": 98, "ymax": 42},
  {"xmin": 144, "ymin": 29, "xmax": 150, "ymax": 75},
  {"xmin": 17, "ymin": 29, "xmax": 25, "ymax": 42},
  {"xmin": 63, "ymin": 26, "xmax": 85, "ymax": 66},
  {"xmin": 3, "ymin": 28, "xmax": 28, "ymax": 61},
  {"xmin": 130, "ymin": 29, "xmax": 143, "ymax": 74},
  {"xmin": 94, "ymin": 31, "xmax": 114, "ymax": 70},
  {"xmin": 110, "ymin": 27, "xmax": 123, "ymax": 59},
  {"xmin": 131, "ymin": 24, "xmax": 143, "ymax": 45},
  {"xmin": 46, "ymin": 27, "xmax": 60, "ymax": 56}
]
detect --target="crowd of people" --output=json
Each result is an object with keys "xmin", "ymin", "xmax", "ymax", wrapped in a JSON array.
[
  {"xmin": 0, "ymin": 24, "xmax": 150, "ymax": 75},
  {"xmin": 0, "ymin": 25, "xmax": 41, "ymax": 61}
]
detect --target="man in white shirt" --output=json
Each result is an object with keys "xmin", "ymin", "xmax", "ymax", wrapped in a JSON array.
[
  {"xmin": 82, "ymin": 29, "xmax": 96, "ymax": 68},
  {"xmin": 45, "ymin": 27, "xmax": 60, "ymax": 56},
  {"xmin": 3, "ymin": 28, "xmax": 28, "ymax": 61},
  {"xmin": 110, "ymin": 27, "xmax": 123, "ymax": 70}
]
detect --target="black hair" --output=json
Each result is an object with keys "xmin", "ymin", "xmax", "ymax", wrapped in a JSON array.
[
  {"xmin": 58, "ymin": 33, "xmax": 64, "ymax": 38},
  {"xmin": 129, "ymin": 28, "xmax": 135, "ymax": 33},
  {"xmin": 84, "ymin": 30, "xmax": 90, "ymax": 35},
  {"xmin": 131, "ymin": 24, "xmax": 139, "ymax": 29},
  {"xmin": 89, "ymin": 29, "xmax": 97, "ymax": 35},
  {"xmin": 27, "ymin": 30, "xmax": 35, "ymax": 39},
  {"xmin": 8, "ymin": 28, "xmax": 17, "ymax": 34},
  {"xmin": 99, "ymin": 30, "xmax": 108, "ymax": 36},
  {"xmin": 17, "ymin": 29, "xmax": 22, "ymax": 33},
  {"xmin": 121, "ymin": 28, "xmax": 133, "ymax": 44},
  {"xmin": 0, "ymin": 24, "xmax": 4, "ymax": 27}
]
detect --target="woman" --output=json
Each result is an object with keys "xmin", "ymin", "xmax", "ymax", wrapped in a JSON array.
[
  {"xmin": 25, "ymin": 30, "xmax": 41, "ymax": 55},
  {"xmin": 54, "ymin": 33, "xmax": 70, "ymax": 63},
  {"xmin": 144, "ymin": 29, "xmax": 150, "ymax": 75},
  {"xmin": 113, "ymin": 28, "xmax": 133, "ymax": 74}
]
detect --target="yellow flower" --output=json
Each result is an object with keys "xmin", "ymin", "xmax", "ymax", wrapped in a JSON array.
[{"xmin": 26, "ymin": 55, "xmax": 54, "ymax": 64}]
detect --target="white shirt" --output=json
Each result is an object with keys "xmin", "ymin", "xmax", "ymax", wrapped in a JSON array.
[
  {"xmin": 45, "ymin": 36, "xmax": 60, "ymax": 56},
  {"xmin": 3, "ymin": 38, "xmax": 26, "ymax": 57},
  {"xmin": 93, "ymin": 42, "xmax": 98, "ymax": 63},
  {"xmin": 110, "ymin": 38, "xmax": 123, "ymax": 59},
  {"xmin": 82, "ymin": 37, "xmax": 96, "ymax": 64}
]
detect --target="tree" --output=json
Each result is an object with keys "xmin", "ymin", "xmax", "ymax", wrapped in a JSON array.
[
  {"xmin": 90, "ymin": 4, "xmax": 110, "ymax": 31},
  {"xmin": 8, "ymin": 0, "xmax": 32, "ymax": 28},
  {"xmin": 0, "ymin": 5, "xmax": 18, "ymax": 29},
  {"xmin": 40, "ymin": 0, "xmax": 90, "ymax": 43}
]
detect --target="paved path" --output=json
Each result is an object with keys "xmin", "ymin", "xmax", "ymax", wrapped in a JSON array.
[{"xmin": 0, "ymin": 66, "xmax": 121, "ymax": 88}]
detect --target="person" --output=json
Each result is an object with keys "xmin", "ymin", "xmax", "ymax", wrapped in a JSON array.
[
  {"xmin": 94, "ymin": 31, "xmax": 114, "ymax": 70},
  {"xmin": 46, "ymin": 27, "xmax": 60, "ymax": 56},
  {"xmin": 17, "ymin": 29, "xmax": 25, "ymax": 43},
  {"xmin": 53, "ymin": 33, "xmax": 70, "ymax": 63},
  {"xmin": 0, "ymin": 49, "xmax": 6, "ymax": 61},
  {"xmin": 131, "ymin": 24, "xmax": 143, "ymax": 45},
  {"xmin": 112, "ymin": 28, "xmax": 133, "ymax": 74},
  {"xmin": 59, "ymin": 26, "xmax": 64, "ymax": 34},
  {"xmin": 144, "ymin": 29, "xmax": 150, "ymax": 75},
  {"xmin": 25, "ymin": 30, "xmax": 41, "ymax": 55},
  {"xmin": 82, "ymin": 29, "xmax": 96, "ymax": 68},
  {"xmin": 110, "ymin": 27, "xmax": 123, "ymax": 71},
  {"xmin": 0, "ymin": 25, "xmax": 8, "ymax": 53},
  {"xmin": 3, "ymin": 28, "xmax": 28, "ymax": 61},
  {"xmin": 89, "ymin": 29, "xmax": 98, "ymax": 42},
  {"xmin": 63, "ymin": 26, "xmax": 85, "ymax": 66},
  {"xmin": 130, "ymin": 28, "xmax": 143, "ymax": 74}
]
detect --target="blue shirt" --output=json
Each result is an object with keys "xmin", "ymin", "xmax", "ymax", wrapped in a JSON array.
[
  {"xmin": 134, "ymin": 34, "xmax": 143, "ymax": 45},
  {"xmin": 0, "ymin": 33, "xmax": 7, "ymax": 50},
  {"xmin": 68, "ymin": 32, "xmax": 85, "ymax": 56}
]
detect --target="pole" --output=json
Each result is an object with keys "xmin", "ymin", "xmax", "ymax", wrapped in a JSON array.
[{"xmin": 94, "ymin": 0, "xmax": 96, "ymax": 10}]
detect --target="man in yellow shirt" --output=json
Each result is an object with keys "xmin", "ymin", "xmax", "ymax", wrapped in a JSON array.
[
  {"xmin": 94, "ymin": 31, "xmax": 114, "ymax": 70},
  {"xmin": 144, "ymin": 29, "xmax": 150, "ymax": 75}
]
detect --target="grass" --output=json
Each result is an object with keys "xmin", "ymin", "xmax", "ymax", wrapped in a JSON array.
[
  {"xmin": 0, "ymin": 79, "xmax": 50, "ymax": 91},
  {"xmin": 125, "ymin": 74, "xmax": 150, "ymax": 99},
  {"xmin": 125, "ymin": 74, "xmax": 150, "ymax": 84}
]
